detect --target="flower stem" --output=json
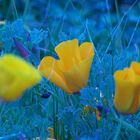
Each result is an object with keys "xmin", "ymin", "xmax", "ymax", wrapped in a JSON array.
[{"xmin": 113, "ymin": 123, "xmax": 122, "ymax": 140}]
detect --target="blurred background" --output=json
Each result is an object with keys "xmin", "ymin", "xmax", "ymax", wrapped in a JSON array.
[{"xmin": 0, "ymin": 0, "xmax": 140, "ymax": 54}]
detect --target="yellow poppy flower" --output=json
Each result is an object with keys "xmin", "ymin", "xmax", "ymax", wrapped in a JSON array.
[
  {"xmin": 38, "ymin": 39, "xmax": 94, "ymax": 93},
  {"xmin": 0, "ymin": 54, "xmax": 41, "ymax": 101},
  {"xmin": 114, "ymin": 62, "xmax": 140, "ymax": 114},
  {"xmin": 130, "ymin": 62, "xmax": 140, "ymax": 108}
]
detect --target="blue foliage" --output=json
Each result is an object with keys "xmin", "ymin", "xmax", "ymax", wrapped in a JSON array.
[
  {"xmin": 1, "ymin": 19, "xmax": 48, "ymax": 57},
  {"xmin": 1, "ymin": 19, "xmax": 27, "ymax": 52},
  {"xmin": 0, "ymin": 0, "xmax": 140, "ymax": 139},
  {"xmin": 30, "ymin": 28, "xmax": 48, "ymax": 45}
]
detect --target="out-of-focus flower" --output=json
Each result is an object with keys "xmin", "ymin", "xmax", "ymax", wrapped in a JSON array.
[
  {"xmin": 95, "ymin": 109, "xmax": 101, "ymax": 121},
  {"xmin": 114, "ymin": 62, "xmax": 140, "ymax": 114},
  {"xmin": 83, "ymin": 106, "xmax": 93, "ymax": 114},
  {"xmin": 38, "ymin": 39, "xmax": 94, "ymax": 93},
  {"xmin": 47, "ymin": 127, "xmax": 55, "ymax": 140},
  {"xmin": 0, "ymin": 54, "xmax": 41, "ymax": 101},
  {"xmin": 83, "ymin": 101, "xmax": 111, "ymax": 120},
  {"xmin": 83, "ymin": 106, "xmax": 101, "ymax": 121},
  {"xmin": 0, "ymin": 20, "xmax": 6, "ymax": 25}
]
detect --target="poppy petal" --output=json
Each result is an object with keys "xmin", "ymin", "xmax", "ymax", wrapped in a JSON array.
[
  {"xmin": 38, "ymin": 56, "xmax": 71, "ymax": 93},
  {"xmin": 63, "ymin": 56, "xmax": 93, "ymax": 93},
  {"xmin": 79, "ymin": 42, "xmax": 94, "ymax": 60},
  {"xmin": 55, "ymin": 39, "xmax": 81, "ymax": 70}
]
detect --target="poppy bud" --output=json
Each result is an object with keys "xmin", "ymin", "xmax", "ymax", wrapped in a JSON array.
[{"xmin": 13, "ymin": 38, "xmax": 30, "ymax": 58}]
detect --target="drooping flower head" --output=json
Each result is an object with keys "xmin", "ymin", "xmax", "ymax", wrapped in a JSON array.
[
  {"xmin": 0, "ymin": 54, "xmax": 41, "ymax": 101},
  {"xmin": 114, "ymin": 62, "xmax": 140, "ymax": 114},
  {"xmin": 38, "ymin": 39, "xmax": 94, "ymax": 94}
]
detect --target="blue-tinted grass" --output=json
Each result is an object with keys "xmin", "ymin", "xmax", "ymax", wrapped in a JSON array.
[{"xmin": 0, "ymin": 0, "xmax": 140, "ymax": 139}]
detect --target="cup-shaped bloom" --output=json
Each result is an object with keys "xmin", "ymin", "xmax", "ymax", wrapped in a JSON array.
[
  {"xmin": 38, "ymin": 39, "xmax": 94, "ymax": 93},
  {"xmin": 114, "ymin": 66, "xmax": 140, "ymax": 114},
  {"xmin": 130, "ymin": 62, "xmax": 140, "ymax": 108},
  {"xmin": 0, "ymin": 54, "xmax": 41, "ymax": 101},
  {"xmin": 130, "ymin": 62, "xmax": 140, "ymax": 85}
]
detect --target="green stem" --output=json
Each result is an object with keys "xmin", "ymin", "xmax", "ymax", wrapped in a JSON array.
[
  {"xmin": 23, "ymin": 0, "xmax": 29, "ymax": 19},
  {"xmin": 106, "ymin": 0, "xmax": 112, "ymax": 32},
  {"xmin": 113, "ymin": 123, "xmax": 122, "ymax": 140},
  {"xmin": 12, "ymin": 0, "xmax": 18, "ymax": 19},
  {"xmin": 49, "ymin": 90, "xmax": 64, "ymax": 106},
  {"xmin": 55, "ymin": 97, "xmax": 58, "ymax": 139},
  {"xmin": 52, "ymin": 96, "xmax": 56, "ymax": 139},
  {"xmin": 61, "ymin": 121, "xmax": 65, "ymax": 140},
  {"xmin": 52, "ymin": 88, "xmax": 60, "ymax": 140},
  {"xmin": 115, "ymin": 0, "xmax": 120, "ymax": 22},
  {"xmin": 67, "ymin": 130, "xmax": 72, "ymax": 140}
]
